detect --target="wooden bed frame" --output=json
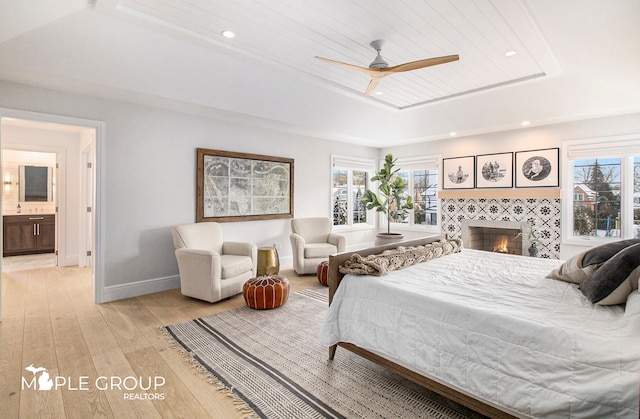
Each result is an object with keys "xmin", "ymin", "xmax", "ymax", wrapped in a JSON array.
[{"xmin": 327, "ymin": 235, "xmax": 518, "ymax": 419}]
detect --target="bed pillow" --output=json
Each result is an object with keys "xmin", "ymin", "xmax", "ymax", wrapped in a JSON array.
[
  {"xmin": 546, "ymin": 251, "xmax": 596, "ymax": 284},
  {"xmin": 579, "ymin": 243, "xmax": 640, "ymax": 305},
  {"xmin": 580, "ymin": 238, "xmax": 640, "ymax": 267},
  {"xmin": 547, "ymin": 238, "xmax": 640, "ymax": 284}
]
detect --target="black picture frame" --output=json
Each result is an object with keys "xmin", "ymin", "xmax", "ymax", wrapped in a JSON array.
[
  {"xmin": 475, "ymin": 152, "xmax": 513, "ymax": 189},
  {"xmin": 515, "ymin": 148, "xmax": 559, "ymax": 188},
  {"xmin": 442, "ymin": 156, "xmax": 475, "ymax": 189}
]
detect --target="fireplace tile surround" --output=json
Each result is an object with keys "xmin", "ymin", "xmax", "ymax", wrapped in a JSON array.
[{"xmin": 442, "ymin": 198, "xmax": 561, "ymax": 259}]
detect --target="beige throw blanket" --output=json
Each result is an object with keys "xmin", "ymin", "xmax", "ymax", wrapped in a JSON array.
[{"xmin": 339, "ymin": 238, "xmax": 463, "ymax": 276}]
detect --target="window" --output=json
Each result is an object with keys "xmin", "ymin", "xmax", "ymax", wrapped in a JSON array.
[
  {"xmin": 563, "ymin": 135, "xmax": 640, "ymax": 241},
  {"xmin": 331, "ymin": 155, "xmax": 374, "ymax": 227},
  {"xmin": 391, "ymin": 156, "xmax": 440, "ymax": 230}
]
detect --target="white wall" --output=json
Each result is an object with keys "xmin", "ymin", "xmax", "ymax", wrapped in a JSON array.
[
  {"xmin": 382, "ymin": 112, "xmax": 640, "ymax": 259},
  {"xmin": 0, "ymin": 81, "xmax": 378, "ymax": 300}
]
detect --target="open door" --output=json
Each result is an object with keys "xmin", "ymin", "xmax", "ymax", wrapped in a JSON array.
[{"xmin": 80, "ymin": 144, "xmax": 94, "ymax": 268}]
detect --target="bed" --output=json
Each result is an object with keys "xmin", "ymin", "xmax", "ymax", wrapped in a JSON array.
[{"xmin": 320, "ymin": 236, "xmax": 640, "ymax": 418}]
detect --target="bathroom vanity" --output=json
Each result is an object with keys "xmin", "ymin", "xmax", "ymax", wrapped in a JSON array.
[{"xmin": 3, "ymin": 214, "xmax": 55, "ymax": 257}]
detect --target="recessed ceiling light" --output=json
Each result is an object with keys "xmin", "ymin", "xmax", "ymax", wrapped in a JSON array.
[
  {"xmin": 449, "ymin": 131, "xmax": 457, "ymax": 137},
  {"xmin": 505, "ymin": 50, "xmax": 517, "ymax": 57},
  {"xmin": 521, "ymin": 120, "xmax": 530, "ymax": 126},
  {"xmin": 221, "ymin": 30, "xmax": 235, "ymax": 39},
  {"xmin": 374, "ymin": 91, "xmax": 384, "ymax": 95}
]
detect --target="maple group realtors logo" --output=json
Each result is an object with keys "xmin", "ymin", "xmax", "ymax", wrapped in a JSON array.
[
  {"xmin": 23, "ymin": 365, "xmax": 54, "ymax": 390},
  {"xmin": 22, "ymin": 364, "xmax": 166, "ymax": 400}
]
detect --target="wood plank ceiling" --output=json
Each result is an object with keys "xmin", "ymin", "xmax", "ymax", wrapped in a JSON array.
[{"xmin": 98, "ymin": 0, "xmax": 558, "ymax": 110}]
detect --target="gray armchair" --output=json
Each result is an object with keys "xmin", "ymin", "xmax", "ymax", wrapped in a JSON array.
[
  {"xmin": 171, "ymin": 222, "xmax": 257, "ymax": 303},
  {"xmin": 290, "ymin": 217, "xmax": 345, "ymax": 274}
]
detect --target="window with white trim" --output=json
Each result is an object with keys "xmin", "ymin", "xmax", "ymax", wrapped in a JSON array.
[
  {"xmin": 392, "ymin": 156, "xmax": 440, "ymax": 230},
  {"xmin": 563, "ymin": 135, "xmax": 640, "ymax": 241},
  {"xmin": 331, "ymin": 155, "xmax": 374, "ymax": 227}
]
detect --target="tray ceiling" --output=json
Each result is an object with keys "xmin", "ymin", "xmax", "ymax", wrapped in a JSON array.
[
  {"xmin": 0, "ymin": 0, "xmax": 639, "ymax": 146},
  {"xmin": 105, "ymin": 0, "xmax": 560, "ymax": 110}
]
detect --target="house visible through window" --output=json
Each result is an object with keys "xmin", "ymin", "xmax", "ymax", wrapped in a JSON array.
[
  {"xmin": 564, "ymin": 135, "xmax": 640, "ymax": 241},
  {"xmin": 331, "ymin": 155, "xmax": 374, "ymax": 227},
  {"xmin": 392, "ymin": 156, "xmax": 440, "ymax": 230}
]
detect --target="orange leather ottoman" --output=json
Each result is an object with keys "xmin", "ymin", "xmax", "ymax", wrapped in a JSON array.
[
  {"xmin": 243, "ymin": 275, "xmax": 290, "ymax": 310},
  {"xmin": 316, "ymin": 261, "xmax": 329, "ymax": 286}
]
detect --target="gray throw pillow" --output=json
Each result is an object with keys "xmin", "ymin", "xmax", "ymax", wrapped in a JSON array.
[
  {"xmin": 579, "ymin": 243, "xmax": 640, "ymax": 305},
  {"xmin": 581, "ymin": 238, "xmax": 640, "ymax": 267},
  {"xmin": 547, "ymin": 238, "xmax": 640, "ymax": 284}
]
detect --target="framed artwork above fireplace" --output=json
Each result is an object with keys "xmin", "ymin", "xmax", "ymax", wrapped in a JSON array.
[
  {"xmin": 476, "ymin": 152, "xmax": 513, "ymax": 188},
  {"xmin": 515, "ymin": 148, "xmax": 559, "ymax": 188},
  {"xmin": 442, "ymin": 155, "xmax": 475, "ymax": 189}
]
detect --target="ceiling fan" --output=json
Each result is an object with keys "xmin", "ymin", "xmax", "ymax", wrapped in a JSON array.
[{"xmin": 316, "ymin": 40, "xmax": 459, "ymax": 96}]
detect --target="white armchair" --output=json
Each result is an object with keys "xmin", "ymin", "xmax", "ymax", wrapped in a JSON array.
[
  {"xmin": 171, "ymin": 222, "xmax": 257, "ymax": 303},
  {"xmin": 290, "ymin": 217, "xmax": 345, "ymax": 274}
]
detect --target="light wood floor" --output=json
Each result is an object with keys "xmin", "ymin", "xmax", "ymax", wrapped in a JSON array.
[{"xmin": 0, "ymin": 265, "xmax": 318, "ymax": 418}]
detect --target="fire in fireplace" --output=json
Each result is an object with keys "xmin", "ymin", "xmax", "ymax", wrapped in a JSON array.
[
  {"xmin": 493, "ymin": 237, "xmax": 510, "ymax": 253},
  {"xmin": 461, "ymin": 220, "xmax": 528, "ymax": 256}
]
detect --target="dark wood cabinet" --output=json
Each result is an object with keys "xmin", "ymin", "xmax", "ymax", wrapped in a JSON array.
[{"xmin": 3, "ymin": 214, "xmax": 55, "ymax": 257}]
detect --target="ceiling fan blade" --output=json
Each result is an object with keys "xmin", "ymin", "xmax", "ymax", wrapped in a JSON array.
[
  {"xmin": 315, "ymin": 56, "xmax": 370, "ymax": 72},
  {"xmin": 385, "ymin": 54, "xmax": 459, "ymax": 73},
  {"xmin": 364, "ymin": 77, "xmax": 382, "ymax": 96}
]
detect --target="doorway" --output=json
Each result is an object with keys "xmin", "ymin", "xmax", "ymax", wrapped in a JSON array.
[
  {"xmin": 2, "ymin": 149, "xmax": 58, "ymax": 270},
  {"xmin": 0, "ymin": 109, "xmax": 103, "ymax": 321}
]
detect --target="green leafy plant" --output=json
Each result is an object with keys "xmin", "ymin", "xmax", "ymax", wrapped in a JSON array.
[{"xmin": 361, "ymin": 154, "xmax": 413, "ymax": 235}]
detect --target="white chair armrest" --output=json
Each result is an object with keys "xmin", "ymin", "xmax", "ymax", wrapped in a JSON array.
[
  {"xmin": 175, "ymin": 248, "xmax": 222, "ymax": 302},
  {"xmin": 290, "ymin": 233, "xmax": 306, "ymax": 274},
  {"xmin": 223, "ymin": 241, "xmax": 256, "ymax": 257},
  {"xmin": 328, "ymin": 233, "xmax": 346, "ymax": 253},
  {"xmin": 222, "ymin": 242, "xmax": 258, "ymax": 276}
]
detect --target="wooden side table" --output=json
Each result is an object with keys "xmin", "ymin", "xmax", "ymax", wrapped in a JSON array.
[{"xmin": 257, "ymin": 247, "xmax": 280, "ymax": 276}]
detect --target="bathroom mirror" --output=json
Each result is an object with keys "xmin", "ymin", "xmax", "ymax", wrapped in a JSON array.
[{"xmin": 18, "ymin": 165, "xmax": 54, "ymax": 202}]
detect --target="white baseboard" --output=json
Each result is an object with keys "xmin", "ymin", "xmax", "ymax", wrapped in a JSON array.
[
  {"xmin": 101, "ymin": 275, "xmax": 180, "ymax": 303},
  {"xmin": 279, "ymin": 255, "xmax": 293, "ymax": 268},
  {"xmin": 59, "ymin": 254, "xmax": 78, "ymax": 267}
]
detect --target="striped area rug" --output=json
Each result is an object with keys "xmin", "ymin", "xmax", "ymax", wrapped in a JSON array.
[{"xmin": 164, "ymin": 286, "xmax": 482, "ymax": 419}]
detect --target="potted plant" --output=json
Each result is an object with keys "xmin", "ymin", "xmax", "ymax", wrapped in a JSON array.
[{"xmin": 361, "ymin": 154, "xmax": 413, "ymax": 245}]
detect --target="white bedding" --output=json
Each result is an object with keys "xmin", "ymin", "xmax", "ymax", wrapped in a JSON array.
[{"xmin": 320, "ymin": 249, "xmax": 640, "ymax": 418}]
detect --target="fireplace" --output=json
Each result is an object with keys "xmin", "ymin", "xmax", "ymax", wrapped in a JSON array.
[{"xmin": 461, "ymin": 219, "xmax": 529, "ymax": 256}]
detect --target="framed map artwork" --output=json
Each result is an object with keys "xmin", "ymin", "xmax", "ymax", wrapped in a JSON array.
[{"xmin": 196, "ymin": 148, "xmax": 294, "ymax": 222}]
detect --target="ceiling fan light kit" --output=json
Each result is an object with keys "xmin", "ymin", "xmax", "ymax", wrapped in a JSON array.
[{"xmin": 316, "ymin": 39, "xmax": 459, "ymax": 96}]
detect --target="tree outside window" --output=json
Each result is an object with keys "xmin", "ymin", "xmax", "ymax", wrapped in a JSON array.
[
  {"xmin": 565, "ymin": 136, "xmax": 639, "ymax": 242},
  {"xmin": 571, "ymin": 156, "xmax": 640, "ymax": 238},
  {"xmin": 332, "ymin": 166, "xmax": 371, "ymax": 226},
  {"xmin": 573, "ymin": 158, "xmax": 621, "ymax": 237},
  {"xmin": 393, "ymin": 168, "xmax": 438, "ymax": 227},
  {"xmin": 413, "ymin": 170, "xmax": 438, "ymax": 226}
]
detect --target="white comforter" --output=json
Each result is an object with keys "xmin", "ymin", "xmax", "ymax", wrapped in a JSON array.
[{"xmin": 320, "ymin": 249, "xmax": 640, "ymax": 418}]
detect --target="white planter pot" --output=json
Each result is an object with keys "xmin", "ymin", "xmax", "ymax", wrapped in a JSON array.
[{"xmin": 375, "ymin": 232, "xmax": 405, "ymax": 246}]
